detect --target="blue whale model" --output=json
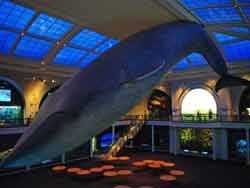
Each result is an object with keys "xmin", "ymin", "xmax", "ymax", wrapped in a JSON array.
[{"xmin": 1, "ymin": 21, "xmax": 249, "ymax": 168}]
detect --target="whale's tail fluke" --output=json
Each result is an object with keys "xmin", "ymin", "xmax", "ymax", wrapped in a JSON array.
[{"xmin": 215, "ymin": 75, "xmax": 250, "ymax": 92}]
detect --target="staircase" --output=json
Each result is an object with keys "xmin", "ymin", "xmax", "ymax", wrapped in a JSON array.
[{"xmin": 103, "ymin": 118, "xmax": 144, "ymax": 159}]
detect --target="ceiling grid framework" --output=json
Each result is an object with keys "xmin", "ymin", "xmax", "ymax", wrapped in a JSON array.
[
  {"xmin": 0, "ymin": 0, "xmax": 120, "ymax": 70},
  {"xmin": 0, "ymin": 0, "xmax": 249, "ymax": 75},
  {"xmin": 170, "ymin": 0, "xmax": 250, "ymax": 71}
]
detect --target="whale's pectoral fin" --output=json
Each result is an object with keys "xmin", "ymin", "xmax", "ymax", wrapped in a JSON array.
[{"xmin": 215, "ymin": 75, "xmax": 250, "ymax": 92}]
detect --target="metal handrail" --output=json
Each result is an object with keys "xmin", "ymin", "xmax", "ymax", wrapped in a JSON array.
[{"xmin": 0, "ymin": 114, "xmax": 249, "ymax": 129}]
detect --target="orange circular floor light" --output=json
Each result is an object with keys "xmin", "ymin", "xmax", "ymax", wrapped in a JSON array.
[
  {"xmin": 117, "ymin": 170, "xmax": 133, "ymax": 175},
  {"xmin": 148, "ymin": 163, "xmax": 161, "ymax": 169},
  {"xmin": 76, "ymin": 170, "xmax": 91, "ymax": 175},
  {"xmin": 114, "ymin": 185, "xmax": 132, "ymax": 188},
  {"xmin": 170, "ymin": 170, "xmax": 185, "ymax": 176},
  {"xmin": 107, "ymin": 156, "xmax": 118, "ymax": 161},
  {"xmin": 143, "ymin": 160, "xmax": 154, "ymax": 164},
  {"xmin": 103, "ymin": 171, "xmax": 118, "ymax": 177},
  {"xmin": 67, "ymin": 167, "xmax": 81, "ymax": 173},
  {"xmin": 52, "ymin": 165, "xmax": 66, "ymax": 171},
  {"xmin": 132, "ymin": 161, "xmax": 146, "ymax": 167},
  {"xmin": 102, "ymin": 165, "xmax": 115, "ymax": 170},
  {"xmin": 90, "ymin": 167, "xmax": 103, "ymax": 173},
  {"xmin": 118, "ymin": 156, "xmax": 130, "ymax": 161},
  {"xmin": 162, "ymin": 162, "xmax": 175, "ymax": 168},
  {"xmin": 160, "ymin": 174, "xmax": 177, "ymax": 181}
]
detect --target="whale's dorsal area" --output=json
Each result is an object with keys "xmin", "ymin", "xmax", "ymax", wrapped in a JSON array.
[{"xmin": 2, "ymin": 21, "xmax": 250, "ymax": 168}]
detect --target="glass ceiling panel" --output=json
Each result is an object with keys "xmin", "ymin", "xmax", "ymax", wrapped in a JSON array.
[
  {"xmin": 14, "ymin": 36, "xmax": 53, "ymax": 60},
  {"xmin": 238, "ymin": 0, "xmax": 250, "ymax": 4},
  {"xmin": 224, "ymin": 26, "xmax": 249, "ymax": 33},
  {"xmin": 193, "ymin": 7, "xmax": 242, "ymax": 23},
  {"xmin": 53, "ymin": 46, "xmax": 86, "ymax": 66},
  {"xmin": 0, "ymin": 29, "xmax": 18, "ymax": 54},
  {"xmin": 212, "ymin": 32, "xmax": 239, "ymax": 43},
  {"xmin": 186, "ymin": 53, "xmax": 208, "ymax": 66},
  {"xmin": 242, "ymin": 7, "xmax": 250, "ymax": 21},
  {"xmin": 172, "ymin": 58, "xmax": 190, "ymax": 70},
  {"xmin": 0, "ymin": 0, "xmax": 35, "ymax": 31},
  {"xmin": 27, "ymin": 13, "xmax": 73, "ymax": 40},
  {"xmin": 69, "ymin": 29, "xmax": 107, "ymax": 49},
  {"xmin": 172, "ymin": 53, "xmax": 207, "ymax": 71},
  {"xmin": 95, "ymin": 39, "xmax": 119, "ymax": 54},
  {"xmin": 222, "ymin": 40, "xmax": 250, "ymax": 62},
  {"xmin": 80, "ymin": 53, "xmax": 99, "ymax": 68},
  {"xmin": 180, "ymin": 0, "xmax": 232, "ymax": 9}
]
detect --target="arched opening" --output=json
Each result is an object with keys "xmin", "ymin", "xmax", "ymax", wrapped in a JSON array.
[
  {"xmin": 39, "ymin": 85, "xmax": 60, "ymax": 109},
  {"xmin": 181, "ymin": 88, "xmax": 217, "ymax": 121},
  {"xmin": 147, "ymin": 89, "xmax": 172, "ymax": 120},
  {"xmin": 0, "ymin": 79, "xmax": 25, "ymax": 126},
  {"xmin": 239, "ymin": 87, "xmax": 250, "ymax": 121}
]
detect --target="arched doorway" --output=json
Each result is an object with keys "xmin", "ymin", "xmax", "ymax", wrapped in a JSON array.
[
  {"xmin": 147, "ymin": 89, "xmax": 172, "ymax": 120},
  {"xmin": 0, "ymin": 79, "xmax": 25, "ymax": 125},
  {"xmin": 39, "ymin": 85, "xmax": 60, "ymax": 109},
  {"xmin": 181, "ymin": 88, "xmax": 217, "ymax": 121},
  {"xmin": 239, "ymin": 87, "xmax": 250, "ymax": 120}
]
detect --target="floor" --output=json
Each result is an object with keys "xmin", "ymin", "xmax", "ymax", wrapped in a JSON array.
[{"xmin": 1, "ymin": 151, "xmax": 250, "ymax": 188}]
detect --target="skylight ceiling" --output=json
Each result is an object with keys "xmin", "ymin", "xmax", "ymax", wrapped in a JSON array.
[
  {"xmin": 179, "ymin": 0, "xmax": 250, "ymax": 65},
  {"xmin": 0, "ymin": 0, "xmax": 119, "ymax": 69},
  {"xmin": 172, "ymin": 53, "xmax": 208, "ymax": 71}
]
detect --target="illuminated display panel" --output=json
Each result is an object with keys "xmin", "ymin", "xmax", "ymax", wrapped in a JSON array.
[
  {"xmin": 95, "ymin": 39, "xmax": 119, "ymax": 54},
  {"xmin": 0, "ymin": 29, "xmax": 18, "ymax": 54},
  {"xmin": 0, "ymin": 89, "xmax": 11, "ymax": 102},
  {"xmin": 14, "ymin": 36, "xmax": 53, "ymax": 60},
  {"xmin": 69, "ymin": 29, "xmax": 107, "ymax": 49},
  {"xmin": 28, "ymin": 13, "xmax": 73, "ymax": 40},
  {"xmin": 53, "ymin": 46, "xmax": 86, "ymax": 66},
  {"xmin": 80, "ymin": 53, "xmax": 99, "ymax": 68},
  {"xmin": 0, "ymin": 0, "xmax": 35, "ymax": 31}
]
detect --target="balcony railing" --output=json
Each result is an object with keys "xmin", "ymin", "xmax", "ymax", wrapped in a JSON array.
[{"xmin": 0, "ymin": 114, "xmax": 249, "ymax": 129}]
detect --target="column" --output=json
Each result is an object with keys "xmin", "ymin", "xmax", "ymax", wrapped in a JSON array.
[
  {"xmin": 169, "ymin": 126, "xmax": 180, "ymax": 155},
  {"xmin": 151, "ymin": 125, "xmax": 155, "ymax": 152},
  {"xmin": 212, "ymin": 128, "xmax": 228, "ymax": 160},
  {"xmin": 246, "ymin": 128, "xmax": 250, "ymax": 165},
  {"xmin": 61, "ymin": 153, "xmax": 66, "ymax": 164},
  {"xmin": 112, "ymin": 125, "xmax": 115, "ymax": 145}
]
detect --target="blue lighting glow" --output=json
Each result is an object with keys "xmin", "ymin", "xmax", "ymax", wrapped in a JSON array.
[
  {"xmin": 187, "ymin": 53, "xmax": 208, "ymax": 66},
  {"xmin": 80, "ymin": 53, "xmax": 99, "ymax": 68},
  {"xmin": 28, "ymin": 13, "xmax": 73, "ymax": 40},
  {"xmin": 193, "ymin": 8, "xmax": 242, "ymax": 23},
  {"xmin": 173, "ymin": 58, "xmax": 190, "ymax": 70},
  {"xmin": 242, "ymin": 7, "xmax": 250, "ymax": 21},
  {"xmin": 0, "ymin": 29, "xmax": 18, "ymax": 54},
  {"xmin": 69, "ymin": 29, "xmax": 107, "ymax": 49},
  {"xmin": 180, "ymin": 0, "xmax": 231, "ymax": 9},
  {"xmin": 222, "ymin": 40, "xmax": 250, "ymax": 62},
  {"xmin": 53, "ymin": 46, "xmax": 86, "ymax": 66},
  {"xmin": 238, "ymin": 0, "xmax": 250, "ymax": 4},
  {"xmin": 225, "ymin": 26, "xmax": 249, "ymax": 33},
  {"xmin": 172, "ymin": 53, "xmax": 208, "ymax": 71},
  {"xmin": 212, "ymin": 32, "xmax": 238, "ymax": 43},
  {"xmin": 95, "ymin": 39, "xmax": 119, "ymax": 54},
  {"xmin": 0, "ymin": 0, "xmax": 35, "ymax": 31},
  {"xmin": 14, "ymin": 36, "xmax": 53, "ymax": 60}
]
